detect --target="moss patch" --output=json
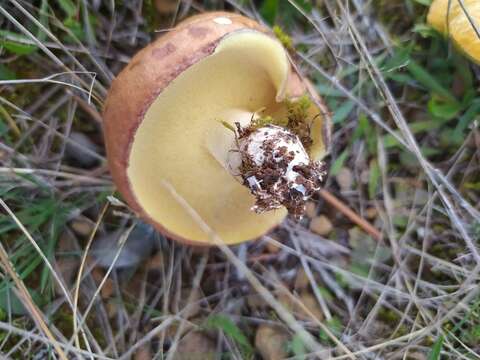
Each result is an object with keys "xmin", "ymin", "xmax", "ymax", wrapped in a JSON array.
[
  {"xmin": 235, "ymin": 95, "xmax": 315, "ymax": 151},
  {"xmin": 273, "ymin": 25, "xmax": 294, "ymax": 52}
]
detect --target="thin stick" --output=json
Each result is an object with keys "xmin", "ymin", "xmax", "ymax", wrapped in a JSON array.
[{"xmin": 319, "ymin": 189, "xmax": 382, "ymax": 242}]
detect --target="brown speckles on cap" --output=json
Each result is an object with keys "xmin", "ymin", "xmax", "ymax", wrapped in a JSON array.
[
  {"xmin": 188, "ymin": 26, "xmax": 209, "ymax": 39},
  {"xmin": 152, "ymin": 43, "xmax": 176, "ymax": 59}
]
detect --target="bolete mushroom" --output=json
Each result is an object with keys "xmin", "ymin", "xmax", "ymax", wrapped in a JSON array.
[
  {"xmin": 427, "ymin": 0, "xmax": 480, "ymax": 64},
  {"xmin": 103, "ymin": 12, "xmax": 331, "ymax": 245}
]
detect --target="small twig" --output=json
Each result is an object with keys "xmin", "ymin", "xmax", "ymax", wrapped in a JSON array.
[{"xmin": 319, "ymin": 189, "xmax": 382, "ymax": 242}]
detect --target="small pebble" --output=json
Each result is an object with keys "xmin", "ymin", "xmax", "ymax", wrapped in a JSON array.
[
  {"xmin": 299, "ymin": 292, "xmax": 324, "ymax": 321},
  {"xmin": 336, "ymin": 167, "xmax": 353, "ymax": 191},
  {"xmin": 360, "ymin": 169, "xmax": 370, "ymax": 184},
  {"xmin": 172, "ymin": 331, "xmax": 216, "ymax": 360},
  {"xmin": 65, "ymin": 131, "xmax": 100, "ymax": 168},
  {"xmin": 134, "ymin": 346, "xmax": 152, "ymax": 360},
  {"xmin": 278, "ymin": 291, "xmax": 324, "ymax": 321},
  {"xmin": 70, "ymin": 219, "xmax": 94, "ymax": 237},
  {"xmin": 310, "ymin": 215, "xmax": 333, "ymax": 236},
  {"xmin": 255, "ymin": 324, "xmax": 289, "ymax": 360},
  {"xmin": 365, "ymin": 207, "xmax": 377, "ymax": 220},
  {"xmin": 247, "ymin": 294, "xmax": 267, "ymax": 309},
  {"xmin": 92, "ymin": 222, "xmax": 157, "ymax": 269}
]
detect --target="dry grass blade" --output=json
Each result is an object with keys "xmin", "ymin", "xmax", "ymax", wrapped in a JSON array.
[
  {"xmin": 0, "ymin": 236, "xmax": 68, "ymax": 360},
  {"xmin": 0, "ymin": 197, "xmax": 94, "ymax": 356},
  {"xmin": 160, "ymin": 180, "xmax": 325, "ymax": 354},
  {"xmin": 72, "ymin": 201, "xmax": 110, "ymax": 350},
  {"xmin": 0, "ymin": 321, "xmax": 111, "ymax": 360},
  {"xmin": 1, "ymin": 0, "xmax": 479, "ymax": 357}
]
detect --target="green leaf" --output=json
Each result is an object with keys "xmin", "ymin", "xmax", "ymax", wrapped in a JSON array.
[
  {"xmin": 260, "ymin": 0, "xmax": 278, "ymax": 25},
  {"xmin": 453, "ymin": 52, "xmax": 474, "ymax": 93},
  {"xmin": 387, "ymin": 73, "xmax": 415, "ymax": 85},
  {"xmin": 453, "ymin": 99, "xmax": 480, "ymax": 140},
  {"xmin": 355, "ymin": 114, "xmax": 377, "ymax": 155},
  {"xmin": 63, "ymin": 17, "xmax": 85, "ymax": 42},
  {"xmin": 57, "ymin": 0, "xmax": 77, "ymax": 17},
  {"xmin": 382, "ymin": 119, "xmax": 447, "ymax": 149},
  {"xmin": 0, "ymin": 30, "xmax": 37, "ymax": 55},
  {"xmin": 412, "ymin": 23, "xmax": 438, "ymax": 38},
  {"xmin": 0, "ymin": 64, "xmax": 16, "ymax": 80},
  {"xmin": 381, "ymin": 47, "xmax": 411, "ymax": 73},
  {"xmin": 428, "ymin": 95, "xmax": 462, "ymax": 120},
  {"xmin": 316, "ymin": 84, "xmax": 343, "ymax": 97},
  {"xmin": 316, "ymin": 287, "xmax": 333, "ymax": 302},
  {"xmin": 353, "ymin": 113, "xmax": 369, "ymax": 141},
  {"xmin": 41, "ymin": 209, "xmax": 68, "ymax": 294},
  {"xmin": 289, "ymin": 0, "xmax": 313, "ymax": 13},
  {"xmin": 349, "ymin": 262, "xmax": 370, "ymax": 278},
  {"xmin": 206, "ymin": 314, "xmax": 253, "ymax": 355},
  {"xmin": 406, "ymin": 60, "xmax": 455, "ymax": 101},
  {"xmin": 368, "ymin": 159, "xmax": 380, "ymax": 199},
  {"xmin": 37, "ymin": 0, "xmax": 49, "ymax": 43},
  {"xmin": 332, "ymin": 100, "xmax": 355, "ymax": 124},
  {"xmin": 428, "ymin": 335, "xmax": 444, "ymax": 360},
  {"xmin": 0, "ymin": 285, "xmax": 42, "ymax": 315},
  {"xmin": 420, "ymin": 146, "xmax": 441, "ymax": 157},
  {"xmin": 290, "ymin": 335, "xmax": 306, "ymax": 359},
  {"xmin": 330, "ymin": 149, "xmax": 349, "ymax": 176},
  {"xmin": 319, "ymin": 316, "xmax": 343, "ymax": 342}
]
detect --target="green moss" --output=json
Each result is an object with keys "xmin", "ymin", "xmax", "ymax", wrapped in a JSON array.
[
  {"xmin": 221, "ymin": 95, "xmax": 315, "ymax": 151},
  {"xmin": 284, "ymin": 94, "xmax": 314, "ymax": 150},
  {"xmin": 250, "ymin": 115, "xmax": 288, "ymax": 130},
  {"xmin": 273, "ymin": 25, "xmax": 294, "ymax": 52},
  {"xmin": 378, "ymin": 307, "xmax": 400, "ymax": 323}
]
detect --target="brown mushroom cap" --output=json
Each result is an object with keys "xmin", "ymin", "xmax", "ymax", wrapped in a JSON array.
[{"xmin": 103, "ymin": 12, "xmax": 330, "ymax": 245}]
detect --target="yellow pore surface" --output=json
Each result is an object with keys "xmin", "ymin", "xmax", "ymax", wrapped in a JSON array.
[{"xmin": 428, "ymin": 0, "xmax": 480, "ymax": 63}]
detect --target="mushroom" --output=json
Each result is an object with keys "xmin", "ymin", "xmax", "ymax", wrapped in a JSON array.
[
  {"xmin": 103, "ymin": 12, "xmax": 331, "ymax": 245},
  {"xmin": 427, "ymin": 0, "xmax": 480, "ymax": 63}
]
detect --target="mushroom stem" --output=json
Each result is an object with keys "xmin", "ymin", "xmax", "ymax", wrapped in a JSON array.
[
  {"xmin": 233, "ymin": 124, "xmax": 326, "ymax": 218},
  {"xmin": 206, "ymin": 108, "xmax": 326, "ymax": 218}
]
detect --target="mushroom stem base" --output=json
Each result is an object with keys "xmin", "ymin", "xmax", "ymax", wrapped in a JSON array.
[{"xmin": 234, "ymin": 124, "xmax": 326, "ymax": 218}]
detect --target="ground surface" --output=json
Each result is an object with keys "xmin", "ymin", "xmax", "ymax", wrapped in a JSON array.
[{"xmin": 0, "ymin": 0, "xmax": 479, "ymax": 359}]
